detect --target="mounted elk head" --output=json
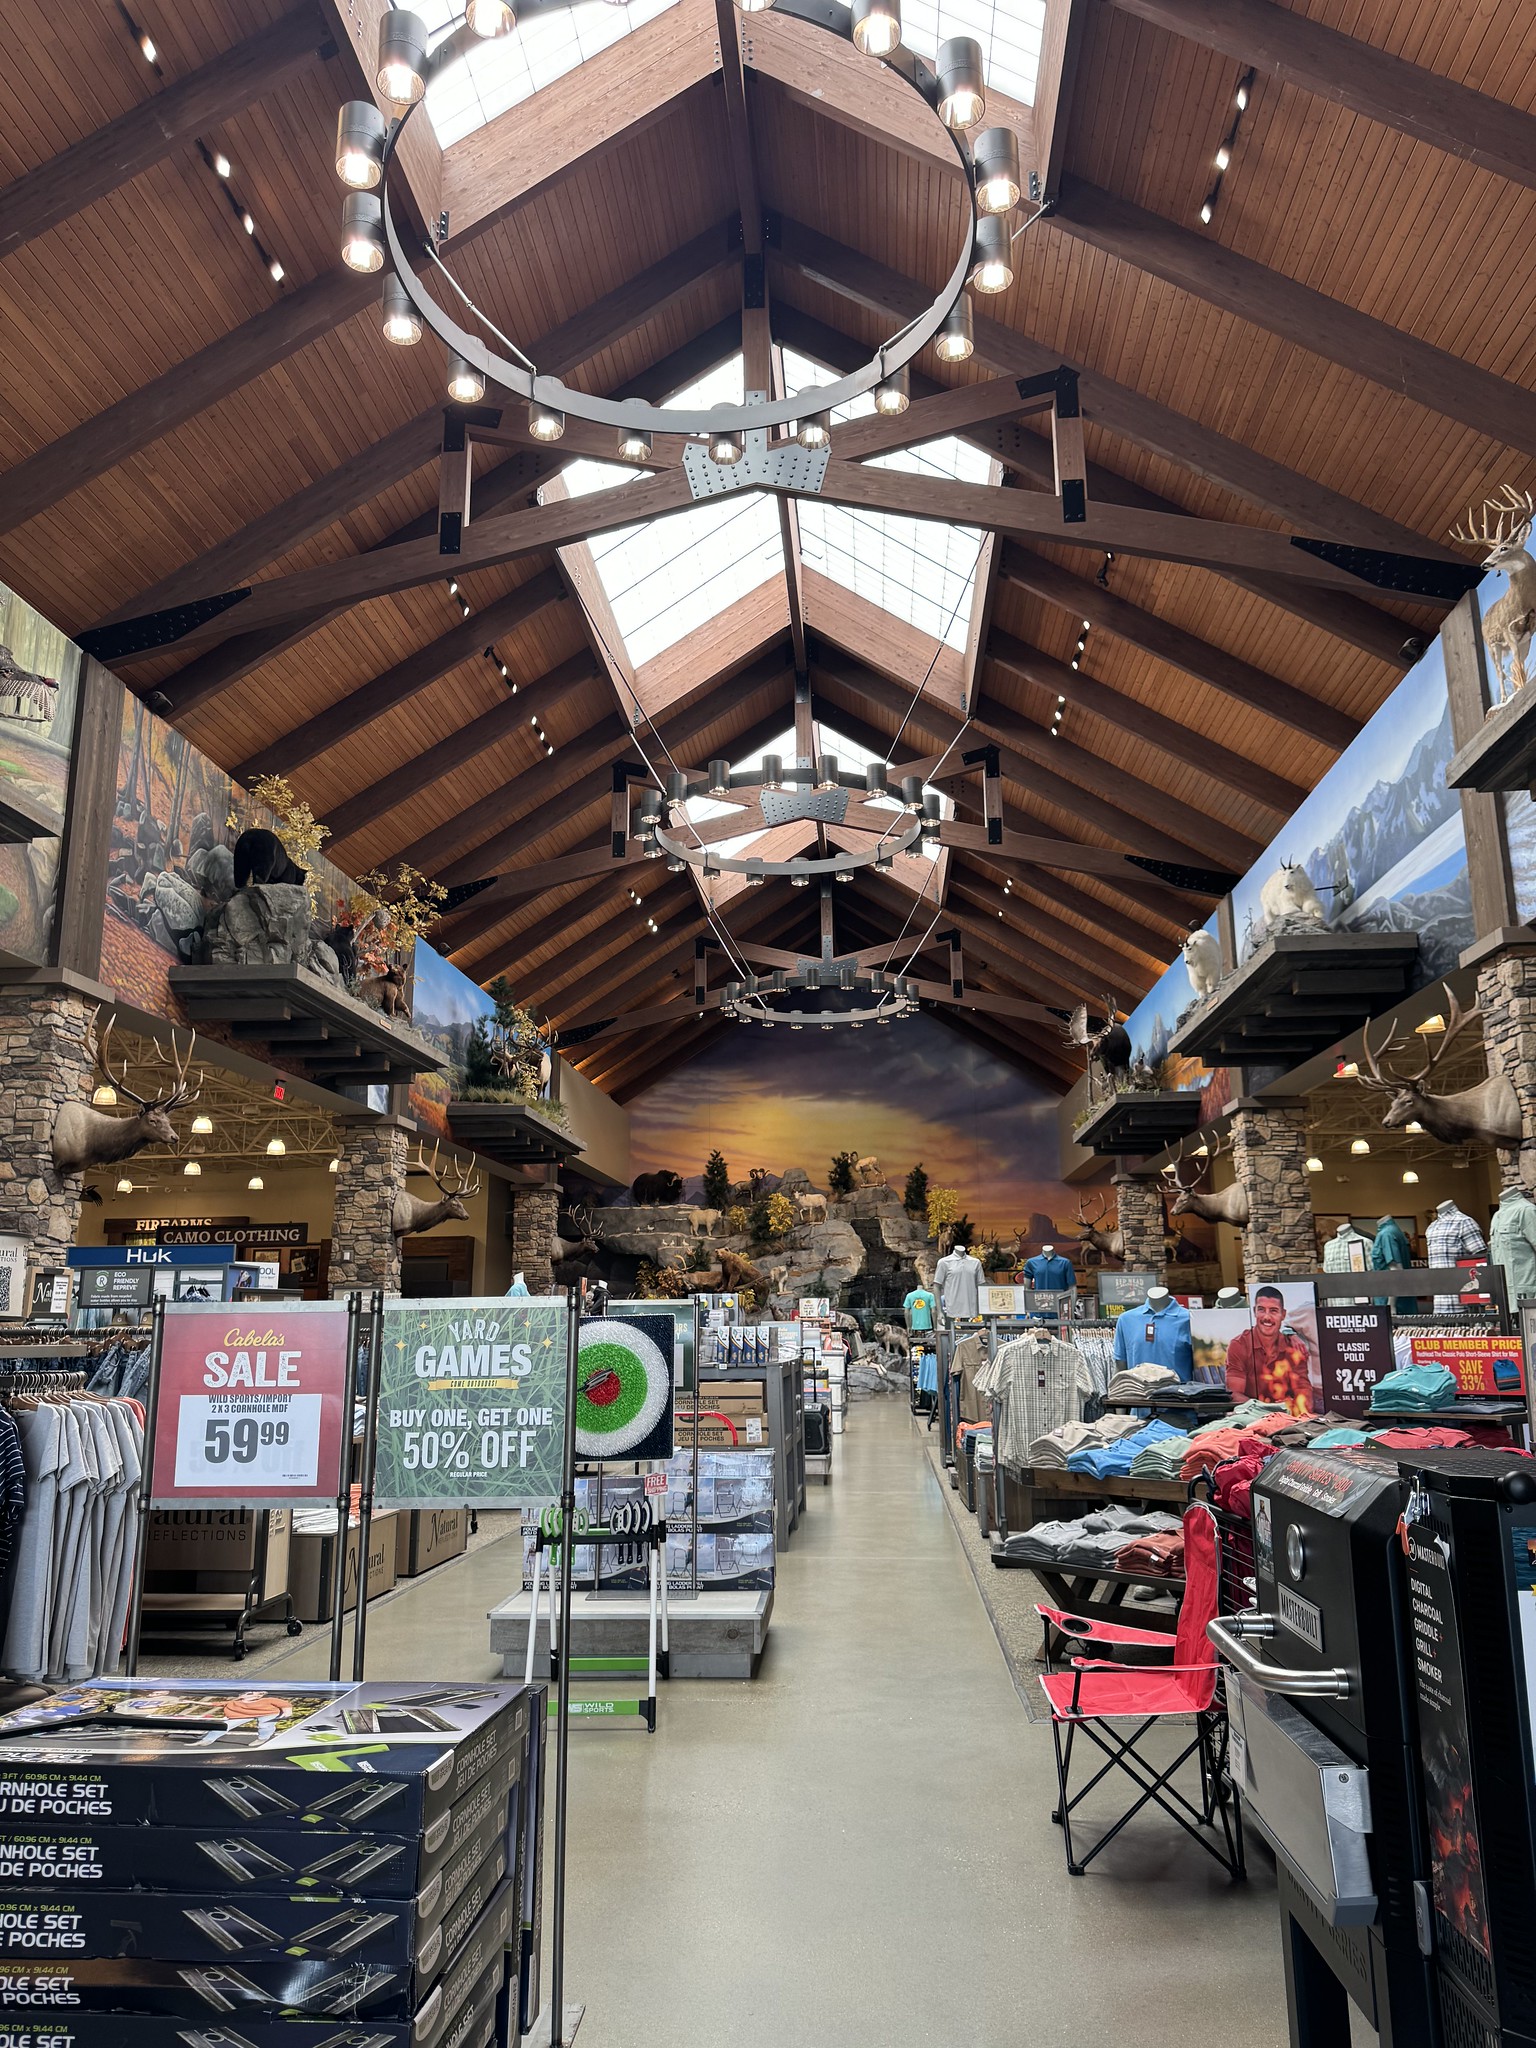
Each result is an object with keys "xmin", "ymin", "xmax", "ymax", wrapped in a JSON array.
[
  {"xmin": 1071, "ymin": 1190, "xmax": 1124, "ymax": 1263},
  {"xmin": 391, "ymin": 1143, "xmax": 481, "ymax": 1238},
  {"xmin": 1160, "ymin": 1136, "xmax": 1250, "ymax": 1229},
  {"xmin": 1357, "ymin": 986, "xmax": 1521, "ymax": 1147},
  {"xmin": 1450, "ymin": 487, "xmax": 1536, "ymax": 707},
  {"xmin": 553, "ymin": 1204, "xmax": 603, "ymax": 1263},
  {"xmin": 53, "ymin": 1013, "xmax": 200, "ymax": 1177}
]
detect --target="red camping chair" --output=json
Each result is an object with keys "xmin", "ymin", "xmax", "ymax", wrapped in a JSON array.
[{"xmin": 1036, "ymin": 1501, "xmax": 1244, "ymax": 1879}]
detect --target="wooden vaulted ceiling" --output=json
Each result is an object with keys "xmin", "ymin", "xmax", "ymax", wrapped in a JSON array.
[{"xmin": 1, "ymin": 0, "xmax": 1532, "ymax": 1104}]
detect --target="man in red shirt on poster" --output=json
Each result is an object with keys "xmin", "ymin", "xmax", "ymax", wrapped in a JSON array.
[{"xmin": 1225, "ymin": 1286, "xmax": 1314, "ymax": 1414}]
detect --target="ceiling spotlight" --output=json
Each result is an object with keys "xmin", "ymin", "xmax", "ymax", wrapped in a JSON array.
[
  {"xmin": 791, "ymin": 872, "xmax": 810, "ymax": 888},
  {"xmin": 1215, "ymin": 144, "xmax": 1231, "ymax": 171},
  {"xmin": 798, "ymin": 411, "xmax": 831, "ymax": 450},
  {"xmin": 667, "ymin": 856, "xmax": 687, "ymax": 873},
  {"xmin": 269, "ymin": 259, "xmax": 285, "ymax": 282},
  {"xmin": 191, "ymin": 1113, "xmax": 213, "ymax": 1134},
  {"xmin": 709, "ymin": 428, "xmax": 743, "ymax": 467},
  {"xmin": 760, "ymin": 755, "xmax": 783, "ymax": 789},
  {"xmin": 465, "ymin": 0, "xmax": 515, "ymax": 32},
  {"xmin": 1236, "ymin": 80, "xmax": 1250, "ymax": 111},
  {"xmin": 815, "ymin": 754, "xmax": 840, "ymax": 790},
  {"xmin": 708, "ymin": 760, "xmax": 731, "ymax": 797},
  {"xmin": 183, "ymin": 1160, "xmax": 202, "ymax": 1177},
  {"xmin": 972, "ymin": 127, "xmax": 1021, "ymax": 215},
  {"xmin": 139, "ymin": 31, "xmax": 157, "ymax": 62},
  {"xmin": 248, "ymin": 1174, "xmax": 265, "ymax": 1191},
  {"xmin": 1305, "ymin": 1156, "xmax": 1323, "ymax": 1173},
  {"xmin": 382, "ymin": 274, "xmax": 422, "ymax": 346},
  {"xmin": 937, "ymin": 36, "xmax": 986, "ymax": 129},
  {"xmin": 529, "ymin": 400, "xmax": 566, "ymax": 443},
  {"xmin": 1350, "ymin": 1138, "xmax": 1370, "ymax": 1155},
  {"xmin": 1199, "ymin": 197, "xmax": 1215, "ymax": 225},
  {"xmin": 242, "ymin": 210, "xmax": 256, "ymax": 234},
  {"xmin": 213, "ymin": 152, "xmax": 232, "ymax": 178},
  {"xmin": 970, "ymin": 214, "xmax": 1014, "ymax": 295},
  {"xmin": 617, "ymin": 426, "xmax": 653, "ymax": 462},
  {"xmin": 92, "ymin": 1082, "xmax": 117, "ymax": 1107},
  {"xmin": 447, "ymin": 353, "xmax": 485, "ymax": 404},
  {"xmin": 116, "ymin": 1176, "xmax": 133, "ymax": 1194},
  {"xmin": 936, "ymin": 297, "xmax": 973, "ymax": 362},
  {"xmin": 328, "ymin": 1156, "xmax": 340, "ymax": 1173},
  {"xmin": 1405, "ymin": 1120, "xmax": 1424, "ymax": 1134},
  {"xmin": 1402, "ymin": 1169, "xmax": 1420, "ymax": 1185},
  {"xmin": 850, "ymin": 0, "xmax": 901, "ymax": 57},
  {"xmin": 335, "ymin": 101, "xmax": 386, "ymax": 190},
  {"xmin": 741, "ymin": 867, "xmax": 762, "ymax": 887},
  {"xmin": 377, "ymin": 8, "xmax": 428, "ymax": 105},
  {"xmin": 873, "ymin": 365, "xmax": 910, "ymax": 416},
  {"xmin": 266, "ymin": 1136, "xmax": 286, "ymax": 1156},
  {"xmin": 340, "ymin": 192, "xmax": 384, "ymax": 273}
]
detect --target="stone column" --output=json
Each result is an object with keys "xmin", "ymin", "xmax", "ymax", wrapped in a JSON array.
[
  {"xmin": 331, "ymin": 1120, "xmax": 409, "ymax": 1294},
  {"xmin": 0, "ymin": 984, "xmax": 97, "ymax": 1257},
  {"xmin": 1472, "ymin": 938, "xmax": 1536, "ymax": 1191},
  {"xmin": 510, "ymin": 1183, "xmax": 560, "ymax": 1294},
  {"xmin": 1111, "ymin": 1170, "xmax": 1166, "ymax": 1277},
  {"xmin": 1229, "ymin": 1105, "xmax": 1316, "ymax": 1278}
]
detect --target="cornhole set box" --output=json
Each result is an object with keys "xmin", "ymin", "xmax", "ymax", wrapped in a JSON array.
[
  {"xmin": 396, "ymin": 1507, "xmax": 469, "ymax": 1578},
  {"xmin": 0, "ymin": 1948, "xmax": 508, "ymax": 2048},
  {"xmin": 0, "ymin": 1875, "xmax": 517, "ymax": 2015},
  {"xmin": 0, "ymin": 1751, "xmax": 518, "ymax": 1895},
  {"xmin": 0, "ymin": 1679, "xmax": 531, "ymax": 1834}
]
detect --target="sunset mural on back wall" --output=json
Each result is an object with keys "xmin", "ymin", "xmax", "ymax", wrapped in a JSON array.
[{"xmin": 627, "ymin": 1014, "xmax": 1086, "ymax": 1245}]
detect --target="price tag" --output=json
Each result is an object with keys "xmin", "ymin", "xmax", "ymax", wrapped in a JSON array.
[{"xmin": 173, "ymin": 1394, "xmax": 323, "ymax": 1492}]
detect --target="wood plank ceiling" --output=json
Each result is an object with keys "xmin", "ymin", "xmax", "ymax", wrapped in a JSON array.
[{"xmin": 1, "ymin": 0, "xmax": 1530, "ymax": 1102}]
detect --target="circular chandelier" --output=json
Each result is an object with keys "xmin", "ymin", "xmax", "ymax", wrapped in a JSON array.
[
  {"xmin": 721, "ymin": 965, "xmax": 925, "ymax": 1028},
  {"xmin": 333, "ymin": 0, "xmax": 1026, "ymax": 448}
]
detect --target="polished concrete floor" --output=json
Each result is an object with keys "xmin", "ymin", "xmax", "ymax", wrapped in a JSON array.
[{"xmin": 266, "ymin": 1395, "xmax": 1289, "ymax": 2047}]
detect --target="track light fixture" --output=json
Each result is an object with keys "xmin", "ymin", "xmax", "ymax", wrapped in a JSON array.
[
  {"xmin": 336, "ymin": 102, "xmax": 386, "ymax": 190},
  {"xmin": 377, "ymin": 8, "xmax": 428, "ymax": 105},
  {"xmin": 447, "ymin": 353, "xmax": 485, "ymax": 404},
  {"xmin": 850, "ymin": 0, "xmax": 901, "ymax": 57},
  {"xmin": 340, "ymin": 193, "xmax": 384, "ymax": 273},
  {"xmin": 382, "ymin": 273, "xmax": 423, "ymax": 346}
]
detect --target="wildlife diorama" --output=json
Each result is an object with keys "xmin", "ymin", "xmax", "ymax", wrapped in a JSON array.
[{"xmin": 0, "ymin": 575, "xmax": 80, "ymax": 962}]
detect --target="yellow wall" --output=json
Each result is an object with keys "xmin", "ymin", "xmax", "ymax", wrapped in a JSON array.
[{"xmin": 558, "ymin": 1058, "xmax": 631, "ymax": 1186}]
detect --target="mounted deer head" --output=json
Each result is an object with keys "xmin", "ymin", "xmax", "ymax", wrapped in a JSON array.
[
  {"xmin": 1159, "ymin": 1136, "xmax": 1250, "ymax": 1229},
  {"xmin": 553, "ymin": 1203, "xmax": 603, "ymax": 1263},
  {"xmin": 1357, "ymin": 985, "xmax": 1521, "ymax": 1147},
  {"xmin": 1451, "ymin": 487, "xmax": 1536, "ymax": 707},
  {"xmin": 53, "ymin": 1013, "xmax": 201, "ymax": 1177},
  {"xmin": 1071, "ymin": 1190, "xmax": 1124, "ymax": 1262},
  {"xmin": 391, "ymin": 1142, "xmax": 482, "ymax": 1238}
]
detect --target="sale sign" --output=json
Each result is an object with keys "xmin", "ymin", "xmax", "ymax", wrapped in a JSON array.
[
  {"xmin": 1408, "ymin": 1332, "xmax": 1526, "ymax": 1398},
  {"xmin": 149, "ymin": 1301, "xmax": 353, "ymax": 1507}
]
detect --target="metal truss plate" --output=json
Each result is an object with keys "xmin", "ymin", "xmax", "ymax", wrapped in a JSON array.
[
  {"xmin": 682, "ymin": 438, "xmax": 830, "ymax": 500},
  {"xmin": 761, "ymin": 786, "xmax": 850, "ymax": 825}
]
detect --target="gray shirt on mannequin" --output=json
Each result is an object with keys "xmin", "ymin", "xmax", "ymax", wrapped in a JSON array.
[{"xmin": 935, "ymin": 1250, "xmax": 983, "ymax": 1319}]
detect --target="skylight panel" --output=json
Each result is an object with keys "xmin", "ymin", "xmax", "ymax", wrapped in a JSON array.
[
  {"xmin": 782, "ymin": 348, "xmax": 993, "ymax": 652},
  {"xmin": 899, "ymin": 0, "xmax": 1047, "ymax": 105},
  {"xmin": 417, "ymin": 0, "xmax": 682, "ymax": 148},
  {"xmin": 559, "ymin": 358, "xmax": 784, "ymax": 668}
]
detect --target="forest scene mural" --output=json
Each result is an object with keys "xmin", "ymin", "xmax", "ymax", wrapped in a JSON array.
[{"xmin": 0, "ymin": 577, "xmax": 79, "ymax": 965}]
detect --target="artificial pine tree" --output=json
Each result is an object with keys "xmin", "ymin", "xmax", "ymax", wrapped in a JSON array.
[
  {"xmin": 703, "ymin": 1149, "xmax": 731, "ymax": 1210},
  {"xmin": 903, "ymin": 1162, "xmax": 929, "ymax": 1219}
]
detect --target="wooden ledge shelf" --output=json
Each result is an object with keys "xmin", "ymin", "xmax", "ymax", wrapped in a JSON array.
[
  {"xmin": 1167, "ymin": 931, "xmax": 1420, "ymax": 1067},
  {"xmin": 1074, "ymin": 1088, "xmax": 1204, "ymax": 1156},
  {"xmin": 169, "ymin": 962, "xmax": 443, "ymax": 1086},
  {"xmin": 0, "ymin": 782, "xmax": 65, "ymax": 844},
  {"xmin": 1447, "ymin": 687, "xmax": 1536, "ymax": 794},
  {"xmin": 448, "ymin": 1098, "xmax": 586, "ymax": 1167}
]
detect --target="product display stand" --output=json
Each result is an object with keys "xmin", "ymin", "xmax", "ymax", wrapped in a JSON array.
[
  {"xmin": 699, "ymin": 1358, "xmax": 803, "ymax": 1545},
  {"xmin": 352, "ymin": 1287, "xmax": 386, "ymax": 1680},
  {"xmin": 328, "ymin": 1290, "xmax": 366, "ymax": 1682},
  {"xmin": 525, "ymin": 1511, "xmax": 669, "ymax": 1729}
]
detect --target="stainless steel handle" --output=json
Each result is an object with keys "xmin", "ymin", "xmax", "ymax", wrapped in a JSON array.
[{"xmin": 1208, "ymin": 1616, "xmax": 1352, "ymax": 1699}]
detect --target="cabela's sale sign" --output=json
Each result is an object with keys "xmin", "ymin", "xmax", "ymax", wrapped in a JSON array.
[{"xmin": 149, "ymin": 1300, "xmax": 353, "ymax": 1507}]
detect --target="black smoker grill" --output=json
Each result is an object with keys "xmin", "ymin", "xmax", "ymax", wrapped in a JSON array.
[{"xmin": 1209, "ymin": 1448, "xmax": 1435, "ymax": 2048}]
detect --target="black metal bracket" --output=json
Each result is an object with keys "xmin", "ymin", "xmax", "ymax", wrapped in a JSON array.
[
  {"xmin": 1289, "ymin": 537, "xmax": 1482, "ymax": 603},
  {"xmin": 79, "ymin": 589, "xmax": 251, "ymax": 664},
  {"xmin": 1128, "ymin": 855, "xmax": 1240, "ymax": 894}
]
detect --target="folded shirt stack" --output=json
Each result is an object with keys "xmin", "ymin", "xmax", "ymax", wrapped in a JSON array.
[
  {"xmin": 1311, "ymin": 1425, "xmax": 1371, "ymax": 1448},
  {"xmin": 1181, "ymin": 1427, "xmax": 1275, "ymax": 1479},
  {"xmin": 1113, "ymin": 1528, "xmax": 1185, "ymax": 1576},
  {"xmin": 999, "ymin": 1503, "xmax": 1143, "ymax": 1567},
  {"xmin": 1369, "ymin": 1424, "xmax": 1475, "ymax": 1450},
  {"xmin": 1195, "ymin": 1399, "xmax": 1287, "ymax": 1434},
  {"xmin": 1066, "ymin": 1417, "xmax": 1187, "ymax": 1480},
  {"xmin": 1368, "ymin": 1363, "xmax": 1459, "ymax": 1413},
  {"xmin": 1105, "ymin": 1363, "xmax": 1181, "ymax": 1403},
  {"xmin": 1128, "ymin": 1430, "xmax": 1192, "ymax": 1479},
  {"xmin": 1147, "ymin": 1382, "xmax": 1231, "ymax": 1413},
  {"xmin": 1027, "ymin": 1415, "xmax": 1146, "ymax": 1467}
]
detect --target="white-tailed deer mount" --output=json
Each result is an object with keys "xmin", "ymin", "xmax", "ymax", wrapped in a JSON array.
[
  {"xmin": 1161, "ymin": 1137, "xmax": 1251, "ymax": 1229},
  {"xmin": 1071, "ymin": 1190, "xmax": 1124, "ymax": 1263},
  {"xmin": 1064, "ymin": 995, "xmax": 1132, "ymax": 1101},
  {"xmin": 552, "ymin": 1204, "xmax": 603, "ymax": 1263},
  {"xmin": 1358, "ymin": 986, "xmax": 1521, "ymax": 1148},
  {"xmin": 53, "ymin": 1013, "xmax": 200, "ymax": 1178},
  {"xmin": 392, "ymin": 1142, "xmax": 481, "ymax": 1237},
  {"xmin": 1451, "ymin": 487, "xmax": 1536, "ymax": 708}
]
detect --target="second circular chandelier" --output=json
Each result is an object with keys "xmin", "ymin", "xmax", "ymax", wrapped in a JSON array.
[{"xmin": 332, "ymin": 0, "xmax": 1027, "ymax": 455}]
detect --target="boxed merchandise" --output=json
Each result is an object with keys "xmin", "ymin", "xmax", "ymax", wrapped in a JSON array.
[
  {"xmin": 0, "ymin": 1680, "xmax": 531, "ymax": 1835},
  {"xmin": 0, "ymin": 1950, "xmax": 509, "ymax": 2048},
  {"xmin": 289, "ymin": 1513, "xmax": 398, "ymax": 1622},
  {"xmin": 0, "ymin": 1874, "xmax": 517, "ymax": 2017},
  {"xmin": 396, "ymin": 1508, "xmax": 468, "ymax": 1578},
  {"xmin": 516, "ymin": 1684, "xmax": 546, "ymax": 2041}
]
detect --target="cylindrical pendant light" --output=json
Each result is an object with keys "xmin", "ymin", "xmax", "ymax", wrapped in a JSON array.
[
  {"xmin": 446, "ymin": 352, "xmax": 485, "ymax": 403},
  {"xmin": 937, "ymin": 36, "xmax": 986, "ymax": 129},
  {"xmin": 465, "ymin": 0, "xmax": 514, "ymax": 33},
  {"xmin": 851, "ymin": 0, "xmax": 901, "ymax": 57},
  {"xmin": 760, "ymin": 754, "xmax": 783, "ymax": 789},
  {"xmin": 865, "ymin": 761, "xmax": 889, "ymax": 795},
  {"xmin": 816, "ymin": 754, "xmax": 839, "ymax": 790},
  {"xmin": 376, "ymin": 9, "xmax": 428, "ymax": 104},
  {"xmin": 709, "ymin": 428, "xmax": 743, "ymax": 466},
  {"xmin": 900, "ymin": 775, "xmax": 923, "ymax": 812},
  {"xmin": 340, "ymin": 192, "xmax": 384, "ymax": 273},
  {"xmin": 935, "ymin": 297, "xmax": 974, "ymax": 362},
  {"xmin": 970, "ymin": 213, "xmax": 1014, "ymax": 294},
  {"xmin": 617, "ymin": 425, "xmax": 653, "ymax": 461},
  {"xmin": 381, "ymin": 274, "xmax": 422, "ymax": 346},
  {"xmin": 873, "ymin": 364, "xmax": 910, "ymax": 416},
  {"xmin": 248, "ymin": 1174, "xmax": 264, "ymax": 1191},
  {"xmin": 798, "ymin": 411, "xmax": 831, "ymax": 450},
  {"xmin": 335, "ymin": 101, "xmax": 386, "ymax": 190},
  {"xmin": 708, "ymin": 759, "xmax": 731, "ymax": 796},
  {"xmin": 666, "ymin": 770, "xmax": 691, "ymax": 804},
  {"xmin": 528, "ymin": 400, "xmax": 565, "ymax": 442},
  {"xmin": 972, "ymin": 127, "xmax": 1021, "ymax": 214}
]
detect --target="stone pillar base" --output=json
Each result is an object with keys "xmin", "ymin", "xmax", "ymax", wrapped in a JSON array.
[
  {"xmin": 1231, "ymin": 1107, "xmax": 1316, "ymax": 1278},
  {"xmin": 332, "ymin": 1121, "xmax": 409, "ymax": 1294},
  {"xmin": 0, "ymin": 986, "xmax": 96, "ymax": 1256},
  {"xmin": 511, "ymin": 1183, "xmax": 560, "ymax": 1294},
  {"xmin": 1111, "ymin": 1171, "xmax": 1166, "ymax": 1279},
  {"xmin": 1475, "ymin": 946, "xmax": 1536, "ymax": 1190}
]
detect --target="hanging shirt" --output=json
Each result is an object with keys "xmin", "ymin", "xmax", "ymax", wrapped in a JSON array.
[
  {"xmin": 903, "ymin": 1288, "xmax": 937, "ymax": 1332},
  {"xmin": 2, "ymin": 1405, "xmax": 67, "ymax": 1682},
  {"xmin": 1111, "ymin": 1296, "xmax": 1194, "ymax": 1381},
  {"xmin": 994, "ymin": 1336, "xmax": 1093, "ymax": 1469},
  {"xmin": 1022, "ymin": 1253, "xmax": 1075, "ymax": 1291},
  {"xmin": 1426, "ymin": 1206, "xmax": 1487, "ymax": 1312},
  {"xmin": 934, "ymin": 1253, "xmax": 982, "ymax": 1320},
  {"xmin": 1371, "ymin": 1218, "xmax": 1416, "ymax": 1315},
  {"xmin": 1489, "ymin": 1188, "xmax": 1536, "ymax": 1302}
]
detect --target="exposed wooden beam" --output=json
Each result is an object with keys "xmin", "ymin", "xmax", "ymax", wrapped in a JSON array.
[
  {"xmin": 0, "ymin": 6, "xmax": 329, "ymax": 260},
  {"xmin": 983, "ymin": 635, "xmax": 1306, "ymax": 815},
  {"xmin": 1034, "ymin": 0, "xmax": 1090, "ymax": 199},
  {"xmin": 1051, "ymin": 176, "xmax": 1536, "ymax": 458},
  {"xmin": 234, "ymin": 566, "xmax": 568, "ymax": 783},
  {"xmin": 490, "ymin": 877, "xmax": 698, "ymax": 1006},
  {"xmin": 997, "ymin": 543, "xmax": 1360, "ymax": 750},
  {"xmin": 947, "ymin": 874, "xmax": 1146, "ymax": 997},
  {"xmin": 1102, "ymin": 0, "xmax": 1536, "ymax": 194},
  {"xmin": 324, "ymin": 652, "xmax": 598, "ymax": 848}
]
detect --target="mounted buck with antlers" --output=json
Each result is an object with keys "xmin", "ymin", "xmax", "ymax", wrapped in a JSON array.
[
  {"xmin": 1357, "ymin": 986, "xmax": 1521, "ymax": 1148},
  {"xmin": 1160, "ymin": 1137, "xmax": 1250, "ymax": 1229},
  {"xmin": 53, "ymin": 1013, "xmax": 200, "ymax": 1177},
  {"xmin": 1450, "ymin": 486, "xmax": 1536, "ymax": 708},
  {"xmin": 1071, "ymin": 1191, "xmax": 1123, "ymax": 1264},
  {"xmin": 391, "ymin": 1143, "xmax": 481, "ymax": 1238},
  {"xmin": 553, "ymin": 1204, "xmax": 604, "ymax": 1264}
]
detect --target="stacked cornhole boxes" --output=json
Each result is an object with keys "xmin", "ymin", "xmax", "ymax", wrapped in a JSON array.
[{"xmin": 0, "ymin": 1678, "xmax": 546, "ymax": 2047}]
